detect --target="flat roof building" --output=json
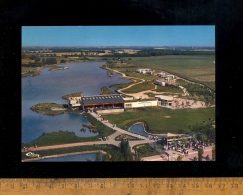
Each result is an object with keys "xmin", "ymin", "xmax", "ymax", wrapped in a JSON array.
[
  {"xmin": 136, "ymin": 69, "xmax": 152, "ymax": 74},
  {"xmin": 82, "ymin": 94, "xmax": 124, "ymax": 109},
  {"xmin": 68, "ymin": 97, "xmax": 82, "ymax": 107},
  {"xmin": 155, "ymin": 95, "xmax": 174, "ymax": 101},
  {"xmin": 155, "ymin": 95, "xmax": 174, "ymax": 106},
  {"xmin": 154, "ymin": 79, "xmax": 166, "ymax": 86}
]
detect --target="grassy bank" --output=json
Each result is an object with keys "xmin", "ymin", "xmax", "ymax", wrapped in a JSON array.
[
  {"xmin": 133, "ymin": 143, "xmax": 159, "ymax": 158},
  {"xmin": 23, "ymin": 131, "xmax": 100, "ymax": 147},
  {"xmin": 23, "ymin": 112, "xmax": 115, "ymax": 147},
  {"xmin": 103, "ymin": 107, "xmax": 215, "ymax": 134},
  {"xmin": 30, "ymin": 103, "xmax": 68, "ymax": 115},
  {"xmin": 62, "ymin": 92, "xmax": 83, "ymax": 100},
  {"xmin": 22, "ymin": 144, "xmax": 125, "ymax": 161},
  {"xmin": 100, "ymin": 86, "xmax": 115, "ymax": 95}
]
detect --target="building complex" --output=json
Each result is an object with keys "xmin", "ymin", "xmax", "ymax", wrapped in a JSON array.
[{"xmin": 68, "ymin": 94, "xmax": 175, "ymax": 114}]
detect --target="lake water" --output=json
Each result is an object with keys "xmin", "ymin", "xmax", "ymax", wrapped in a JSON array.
[
  {"xmin": 129, "ymin": 124, "xmax": 149, "ymax": 137},
  {"xmin": 33, "ymin": 152, "xmax": 103, "ymax": 162},
  {"xmin": 22, "ymin": 61, "xmax": 131, "ymax": 144}
]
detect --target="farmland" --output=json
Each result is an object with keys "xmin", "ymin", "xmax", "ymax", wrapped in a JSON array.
[{"xmin": 111, "ymin": 55, "xmax": 215, "ymax": 90}]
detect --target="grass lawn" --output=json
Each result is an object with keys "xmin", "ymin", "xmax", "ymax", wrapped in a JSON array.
[
  {"xmin": 133, "ymin": 143, "xmax": 159, "ymax": 158},
  {"xmin": 103, "ymin": 107, "xmax": 215, "ymax": 134},
  {"xmin": 156, "ymin": 85, "xmax": 183, "ymax": 93},
  {"xmin": 121, "ymin": 81, "xmax": 155, "ymax": 93},
  {"xmin": 23, "ymin": 131, "xmax": 100, "ymax": 147}
]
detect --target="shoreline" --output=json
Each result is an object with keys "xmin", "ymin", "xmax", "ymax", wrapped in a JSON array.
[
  {"xmin": 21, "ymin": 150, "xmax": 110, "ymax": 162},
  {"xmin": 21, "ymin": 59, "xmax": 104, "ymax": 78}
]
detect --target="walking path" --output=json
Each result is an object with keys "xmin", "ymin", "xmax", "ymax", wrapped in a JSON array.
[
  {"xmin": 23, "ymin": 111, "xmax": 154, "ymax": 154},
  {"xmin": 89, "ymin": 111, "xmax": 149, "ymax": 140}
]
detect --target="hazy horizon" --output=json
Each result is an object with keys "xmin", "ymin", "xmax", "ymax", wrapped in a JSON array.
[
  {"xmin": 22, "ymin": 45, "xmax": 215, "ymax": 48},
  {"xmin": 22, "ymin": 26, "xmax": 215, "ymax": 47}
]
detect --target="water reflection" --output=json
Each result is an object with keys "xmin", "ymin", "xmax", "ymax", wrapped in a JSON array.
[
  {"xmin": 22, "ymin": 61, "xmax": 131, "ymax": 143},
  {"xmin": 129, "ymin": 124, "xmax": 148, "ymax": 137},
  {"xmin": 33, "ymin": 152, "xmax": 103, "ymax": 162}
]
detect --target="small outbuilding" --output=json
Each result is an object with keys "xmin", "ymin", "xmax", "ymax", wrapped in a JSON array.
[
  {"xmin": 154, "ymin": 79, "xmax": 166, "ymax": 86},
  {"xmin": 136, "ymin": 68, "xmax": 152, "ymax": 74},
  {"xmin": 68, "ymin": 97, "xmax": 82, "ymax": 107},
  {"xmin": 155, "ymin": 95, "xmax": 174, "ymax": 106},
  {"xmin": 157, "ymin": 72, "xmax": 166, "ymax": 77}
]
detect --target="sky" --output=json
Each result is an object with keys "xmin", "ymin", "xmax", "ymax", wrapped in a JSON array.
[{"xmin": 22, "ymin": 26, "xmax": 215, "ymax": 47}]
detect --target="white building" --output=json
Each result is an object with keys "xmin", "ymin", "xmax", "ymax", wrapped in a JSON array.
[
  {"xmin": 154, "ymin": 79, "xmax": 166, "ymax": 86},
  {"xmin": 155, "ymin": 95, "xmax": 174, "ymax": 106},
  {"xmin": 124, "ymin": 100, "xmax": 158, "ymax": 109},
  {"xmin": 157, "ymin": 72, "xmax": 166, "ymax": 77},
  {"xmin": 136, "ymin": 68, "xmax": 152, "ymax": 74},
  {"xmin": 68, "ymin": 97, "xmax": 82, "ymax": 107},
  {"xmin": 166, "ymin": 74, "xmax": 175, "ymax": 79}
]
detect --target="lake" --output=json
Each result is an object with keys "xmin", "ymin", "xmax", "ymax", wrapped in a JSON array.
[{"xmin": 22, "ymin": 61, "xmax": 131, "ymax": 144}]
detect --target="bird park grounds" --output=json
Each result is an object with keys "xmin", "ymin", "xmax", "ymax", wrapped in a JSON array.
[
  {"xmin": 102, "ymin": 107, "xmax": 215, "ymax": 135},
  {"xmin": 22, "ymin": 54, "xmax": 215, "ymax": 161}
]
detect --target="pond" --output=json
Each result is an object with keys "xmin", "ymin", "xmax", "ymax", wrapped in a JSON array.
[
  {"xmin": 33, "ymin": 152, "xmax": 103, "ymax": 162},
  {"xmin": 129, "ymin": 124, "xmax": 149, "ymax": 137},
  {"xmin": 22, "ymin": 61, "xmax": 131, "ymax": 144}
]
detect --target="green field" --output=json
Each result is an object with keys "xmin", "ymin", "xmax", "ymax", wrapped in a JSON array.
[
  {"xmin": 119, "ymin": 55, "xmax": 215, "ymax": 90},
  {"xmin": 103, "ymin": 107, "xmax": 215, "ymax": 134},
  {"xmin": 133, "ymin": 143, "xmax": 159, "ymax": 158}
]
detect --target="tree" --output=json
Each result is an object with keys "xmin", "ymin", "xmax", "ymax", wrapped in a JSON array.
[
  {"xmin": 181, "ymin": 136, "xmax": 187, "ymax": 146},
  {"xmin": 95, "ymin": 151, "xmax": 101, "ymax": 161},
  {"xmin": 205, "ymin": 155, "xmax": 210, "ymax": 161},
  {"xmin": 189, "ymin": 121, "xmax": 215, "ymax": 144},
  {"xmin": 45, "ymin": 58, "xmax": 57, "ymax": 65},
  {"xmin": 212, "ymin": 146, "xmax": 215, "ymax": 161},
  {"xmin": 200, "ymin": 134, "xmax": 207, "ymax": 144},
  {"xmin": 198, "ymin": 148, "xmax": 204, "ymax": 161},
  {"xmin": 172, "ymin": 138, "xmax": 177, "ymax": 148},
  {"xmin": 42, "ymin": 58, "xmax": 46, "ymax": 64},
  {"xmin": 35, "ymin": 57, "xmax": 41, "ymax": 62},
  {"xmin": 102, "ymin": 154, "xmax": 110, "ymax": 161},
  {"xmin": 119, "ymin": 139, "xmax": 133, "ymax": 161},
  {"xmin": 177, "ymin": 154, "xmax": 183, "ymax": 161}
]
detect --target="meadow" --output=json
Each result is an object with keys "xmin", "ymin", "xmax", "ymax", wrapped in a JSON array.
[
  {"xmin": 103, "ymin": 107, "xmax": 215, "ymax": 134},
  {"xmin": 120, "ymin": 55, "xmax": 215, "ymax": 90}
]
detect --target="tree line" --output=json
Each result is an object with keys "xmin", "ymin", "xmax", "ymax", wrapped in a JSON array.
[{"xmin": 101, "ymin": 49, "xmax": 214, "ymax": 57}]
